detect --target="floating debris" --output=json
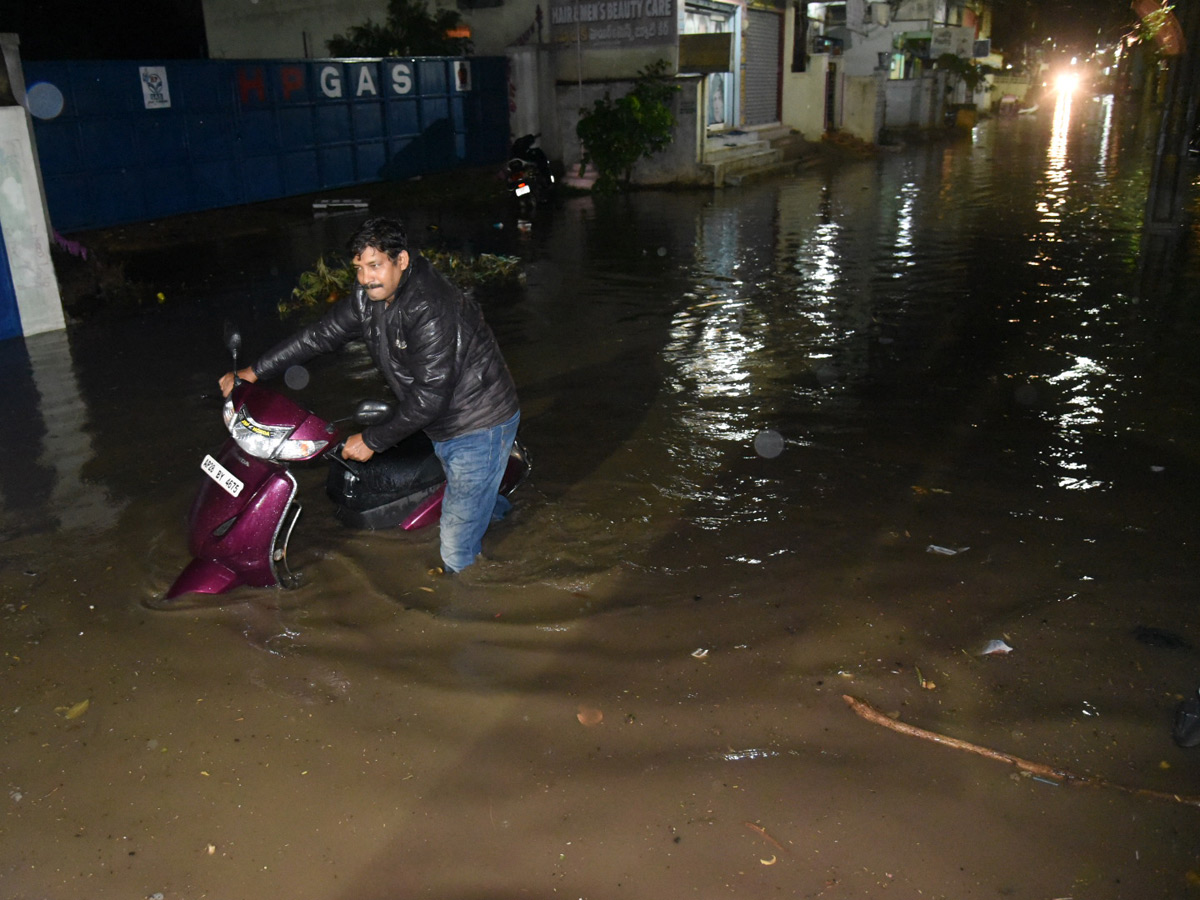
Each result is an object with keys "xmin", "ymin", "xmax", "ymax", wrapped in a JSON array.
[
  {"xmin": 576, "ymin": 705, "xmax": 603, "ymax": 727},
  {"xmin": 312, "ymin": 198, "xmax": 368, "ymax": 211},
  {"xmin": 55, "ymin": 699, "xmax": 90, "ymax": 719},
  {"xmin": 980, "ymin": 639, "xmax": 1014, "ymax": 656},
  {"xmin": 926, "ymin": 544, "xmax": 969, "ymax": 556}
]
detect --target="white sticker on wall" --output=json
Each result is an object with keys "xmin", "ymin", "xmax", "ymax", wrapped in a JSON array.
[{"xmin": 140, "ymin": 66, "xmax": 171, "ymax": 109}]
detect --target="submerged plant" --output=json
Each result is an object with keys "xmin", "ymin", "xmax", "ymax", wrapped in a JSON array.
[
  {"xmin": 289, "ymin": 255, "xmax": 356, "ymax": 310},
  {"xmin": 279, "ymin": 250, "xmax": 524, "ymax": 318}
]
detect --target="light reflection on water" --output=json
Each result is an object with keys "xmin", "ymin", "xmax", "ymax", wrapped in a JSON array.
[{"xmin": 636, "ymin": 101, "xmax": 1194, "ymax": 544}]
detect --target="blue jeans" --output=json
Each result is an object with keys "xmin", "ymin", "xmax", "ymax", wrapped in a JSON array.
[{"xmin": 433, "ymin": 410, "xmax": 520, "ymax": 572}]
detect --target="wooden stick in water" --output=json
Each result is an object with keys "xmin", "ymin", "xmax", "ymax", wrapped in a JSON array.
[{"xmin": 842, "ymin": 694, "xmax": 1200, "ymax": 808}]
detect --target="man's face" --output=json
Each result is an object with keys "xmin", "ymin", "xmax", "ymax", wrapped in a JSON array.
[{"xmin": 352, "ymin": 245, "xmax": 408, "ymax": 302}]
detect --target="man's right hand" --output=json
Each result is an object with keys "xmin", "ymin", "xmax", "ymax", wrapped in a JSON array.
[{"xmin": 219, "ymin": 367, "xmax": 257, "ymax": 397}]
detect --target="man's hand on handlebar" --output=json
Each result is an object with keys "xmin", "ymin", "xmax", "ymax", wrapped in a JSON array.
[
  {"xmin": 219, "ymin": 367, "xmax": 258, "ymax": 398},
  {"xmin": 342, "ymin": 433, "xmax": 375, "ymax": 462}
]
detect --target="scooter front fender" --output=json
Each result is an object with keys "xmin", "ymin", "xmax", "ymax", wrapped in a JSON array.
[
  {"xmin": 173, "ymin": 441, "xmax": 299, "ymax": 597},
  {"xmin": 165, "ymin": 557, "xmax": 242, "ymax": 599}
]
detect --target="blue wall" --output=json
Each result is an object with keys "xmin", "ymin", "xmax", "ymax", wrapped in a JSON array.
[
  {"xmin": 0, "ymin": 225, "xmax": 19, "ymax": 341},
  {"xmin": 23, "ymin": 57, "xmax": 510, "ymax": 233}
]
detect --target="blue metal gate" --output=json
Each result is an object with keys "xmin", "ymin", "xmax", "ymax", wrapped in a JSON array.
[{"xmin": 23, "ymin": 57, "xmax": 509, "ymax": 233}]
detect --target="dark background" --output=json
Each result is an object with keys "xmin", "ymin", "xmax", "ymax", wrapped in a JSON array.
[
  {"xmin": 1, "ymin": 0, "xmax": 1139, "ymax": 61},
  {"xmin": 1, "ymin": 0, "xmax": 208, "ymax": 60}
]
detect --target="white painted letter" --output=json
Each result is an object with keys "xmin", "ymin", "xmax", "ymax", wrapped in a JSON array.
[
  {"xmin": 391, "ymin": 63, "xmax": 414, "ymax": 95},
  {"xmin": 356, "ymin": 66, "xmax": 378, "ymax": 97},
  {"xmin": 320, "ymin": 65, "xmax": 343, "ymax": 98}
]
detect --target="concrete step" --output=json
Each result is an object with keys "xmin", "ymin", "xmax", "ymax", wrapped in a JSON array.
[
  {"xmin": 704, "ymin": 138, "xmax": 772, "ymax": 165},
  {"xmin": 704, "ymin": 146, "xmax": 785, "ymax": 187},
  {"xmin": 721, "ymin": 146, "xmax": 783, "ymax": 175},
  {"xmin": 723, "ymin": 159, "xmax": 804, "ymax": 186},
  {"xmin": 751, "ymin": 123, "xmax": 792, "ymax": 142}
]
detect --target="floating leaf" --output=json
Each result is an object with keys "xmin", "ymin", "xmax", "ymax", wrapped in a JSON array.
[{"xmin": 56, "ymin": 699, "xmax": 90, "ymax": 719}]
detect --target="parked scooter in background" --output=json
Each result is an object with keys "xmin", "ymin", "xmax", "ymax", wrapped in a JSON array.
[
  {"xmin": 505, "ymin": 134, "xmax": 555, "ymax": 207},
  {"xmin": 159, "ymin": 325, "xmax": 529, "ymax": 604}
]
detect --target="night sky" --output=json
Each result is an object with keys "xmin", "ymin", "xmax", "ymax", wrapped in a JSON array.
[
  {"xmin": 1, "ymin": 0, "xmax": 209, "ymax": 61},
  {"xmin": 2, "ymin": 0, "xmax": 1141, "ymax": 62}
]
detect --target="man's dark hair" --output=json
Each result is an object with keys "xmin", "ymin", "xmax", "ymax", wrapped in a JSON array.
[{"xmin": 348, "ymin": 216, "xmax": 408, "ymax": 260}]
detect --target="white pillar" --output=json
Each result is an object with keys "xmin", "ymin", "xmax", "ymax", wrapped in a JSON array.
[{"xmin": 0, "ymin": 33, "xmax": 65, "ymax": 337}]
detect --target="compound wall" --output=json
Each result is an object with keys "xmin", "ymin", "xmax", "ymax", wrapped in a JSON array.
[{"xmin": 23, "ymin": 56, "xmax": 509, "ymax": 233}]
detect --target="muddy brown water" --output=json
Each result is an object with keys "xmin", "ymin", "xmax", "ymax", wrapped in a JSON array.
[{"xmin": 3, "ymin": 93, "xmax": 1200, "ymax": 898}]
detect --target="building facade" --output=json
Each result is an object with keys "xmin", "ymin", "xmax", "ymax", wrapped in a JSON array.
[{"xmin": 201, "ymin": 0, "xmax": 995, "ymax": 182}]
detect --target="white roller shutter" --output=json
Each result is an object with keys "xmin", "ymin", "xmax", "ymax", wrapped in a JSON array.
[{"xmin": 744, "ymin": 8, "xmax": 781, "ymax": 126}]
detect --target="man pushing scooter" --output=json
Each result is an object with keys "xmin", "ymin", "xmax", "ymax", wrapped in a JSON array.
[{"xmin": 220, "ymin": 216, "xmax": 521, "ymax": 573}]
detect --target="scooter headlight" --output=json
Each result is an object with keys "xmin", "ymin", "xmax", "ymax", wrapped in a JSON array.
[
  {"xmin": 275, "ymin": 437, "xmax": 330, "ymax": 461},
  {"xmin": 226, "ymin": 402, "xmax": 330, "ymax": 461},
  {"xmin": 230, "ymin": 415, "xmax": 292, "ymax": 459}
]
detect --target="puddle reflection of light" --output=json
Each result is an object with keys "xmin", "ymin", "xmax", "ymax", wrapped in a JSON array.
[
  {"xmin": 670, "ymin": 294, "xmax": 759, "ymax": 404},
  {"xmin": 1096, "ymin": 94, "xmax": 1114, "ymax": 175},
  {"xmin": 1042, "ymin": 354, "xmax": 1108, "ymax": 490},
  {"xmin": 666, "ymin": 210, "xmax": 763, "ymax": 451},
  {"xmin": 794, "ymin": 220, "xmax": 841, "ymax": 296},
  {"xmin": 1037, "ymin": 91, "xmax": 1074, "ymax": 233},
  {"xmin": 893, "ymin": 181, "xmax": 917, "ymax": 272},
  {"xmin": 793, "ymin": 220, "xmax": 840, "ymax": 332}
]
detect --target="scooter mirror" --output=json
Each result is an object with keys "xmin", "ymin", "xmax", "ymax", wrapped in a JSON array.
[
  {"xmin": 354, "ymin": 399, "xmax": 395, "ymax": 425},
  {"xmin": 223, "ymin": 321, "xmax": 243, "ymax": 356}
]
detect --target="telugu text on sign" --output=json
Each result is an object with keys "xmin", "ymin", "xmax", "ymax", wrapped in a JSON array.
[{"xmin": 550, "ymin": 0, "xmax": 677, "ymax": 47}]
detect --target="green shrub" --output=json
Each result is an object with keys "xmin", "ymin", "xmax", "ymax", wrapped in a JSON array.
[{"xmin": 576, "ymin": 60, "xmax": 679, "ymax": 193}]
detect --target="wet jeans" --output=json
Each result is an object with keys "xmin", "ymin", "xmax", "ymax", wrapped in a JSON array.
[{"xmin": 433, "ymin": 410, "xmax": 520, "ymax": 572}]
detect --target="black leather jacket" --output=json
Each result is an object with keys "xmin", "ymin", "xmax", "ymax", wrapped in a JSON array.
[{"xmin": 252, "ymin": 253, "xmax": 519, "ymax": 450}]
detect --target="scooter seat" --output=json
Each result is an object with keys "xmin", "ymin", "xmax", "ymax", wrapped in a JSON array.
[{"xmin": 326, "ymin": 433, "xmax": 444, "ymax": 512}]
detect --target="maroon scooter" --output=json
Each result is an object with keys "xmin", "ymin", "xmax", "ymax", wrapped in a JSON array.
[{"xmin": 160, "ymin": 326, "xmax": 529, "ymax": 603}]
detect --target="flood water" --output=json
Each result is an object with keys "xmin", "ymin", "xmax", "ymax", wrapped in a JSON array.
[{"xmin": 4, "ymin": 91, "xmax": 1200, "ymax": 898}]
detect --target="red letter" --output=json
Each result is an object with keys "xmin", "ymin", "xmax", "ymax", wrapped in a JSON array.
[
  {"xmin": 238, "ymin": 67, "xmax": 266, "ymax": 104},
  {"xmin": 280, "ymin": 66, "xmax": 305, "ymax": 100}
]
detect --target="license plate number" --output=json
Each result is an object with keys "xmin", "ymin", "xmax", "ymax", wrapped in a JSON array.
[
  {"xmin": 202, "ymin": 454, "xmax": 244, "ymax": 497},
  {"xmin": 515, "ymin": 183, "xmax": 531, "ymax": 197}
]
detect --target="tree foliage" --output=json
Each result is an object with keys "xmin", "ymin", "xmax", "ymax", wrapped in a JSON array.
[
  {"xmin": 935, "ymin": 53, "xmax": 997, "ymax": 95},
  {"xmin": 576, "ymin": 60, "xmax": 679, "ymax": 193},
  {"xmin": 327, "ymin": 0, "xmax": 472, "ymax": 57}
]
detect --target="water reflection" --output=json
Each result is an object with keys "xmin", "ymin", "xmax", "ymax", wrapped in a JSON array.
[
  {"xmin": 1097, "ymin": 94, "xmax": 1115, "ymax": 175},
  {"xmin": 1043, "ymin": 354, "xmax": 1109, "ymax": 491},
  {"xmin": 0, "ymin": 331, "xmax": 126, "ymax": 540},
  {"xmin": 1041, "ymin": 89, "xmax": 1072, "ymax": 232}
]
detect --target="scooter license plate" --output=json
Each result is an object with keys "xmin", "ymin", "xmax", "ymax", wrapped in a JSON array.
[
  {"xmin": 201, "ymin": 454, "xmax": 244, "ymax": 497},
  {"xmin": 515, "ymin": 182, "xmax": 531, "ymax": 197}
]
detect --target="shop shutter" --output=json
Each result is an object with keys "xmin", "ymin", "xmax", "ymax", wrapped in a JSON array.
[{"xmin": 744, "ymin": 8, "xmax": 781, "ymax": 126}]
